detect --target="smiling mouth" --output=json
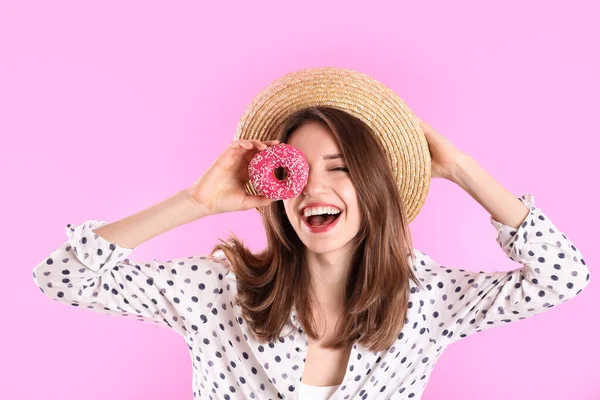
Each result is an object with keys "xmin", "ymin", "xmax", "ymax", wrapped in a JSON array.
[{"xmin": 303, "ymin": 212, "xmax": 342, "ymax": 228}]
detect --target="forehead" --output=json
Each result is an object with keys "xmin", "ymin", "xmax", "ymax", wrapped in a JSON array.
[{"xmin": 287, "ymin": 122, "xmax": 341, "ymax": 158}]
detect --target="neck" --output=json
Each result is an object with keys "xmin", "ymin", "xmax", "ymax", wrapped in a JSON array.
[{"xmin": 305, "ymin": 250, "xmax": 351, "ymax": 315}]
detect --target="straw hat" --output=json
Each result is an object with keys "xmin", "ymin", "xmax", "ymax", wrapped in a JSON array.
[{"xmin": 234, "ymin": 66, "xmax": 431, "ymax": 223}]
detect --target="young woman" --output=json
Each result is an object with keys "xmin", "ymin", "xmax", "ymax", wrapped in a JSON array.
[{"xmin": 33, "ymin": 69, "xmax": 590, "ymax": 400}]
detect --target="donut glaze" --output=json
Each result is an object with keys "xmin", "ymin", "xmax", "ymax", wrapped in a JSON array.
[{"xmin": 248, "ymin": 143, "xmax": 309, "ymax": 200}]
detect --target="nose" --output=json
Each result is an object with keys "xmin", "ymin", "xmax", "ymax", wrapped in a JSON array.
[{"xmin": 302, "ymin": 169, "xmax": 328, "ymax": 197}]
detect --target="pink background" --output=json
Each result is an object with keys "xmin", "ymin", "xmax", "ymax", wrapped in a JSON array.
[{"xmin": 2, "ymin": 1, "xmax": 598, "ymax": 399}]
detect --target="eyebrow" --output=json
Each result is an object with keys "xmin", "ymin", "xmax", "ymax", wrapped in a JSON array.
[{"xmin": 323, "ymin": 154, "xmax": 345, "ymax": 160}]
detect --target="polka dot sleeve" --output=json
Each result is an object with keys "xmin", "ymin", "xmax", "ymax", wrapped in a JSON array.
[
  {"xmin": 32, "ymin": 219, "xmax": 230, "ymax": 338},
  {"xmin": 422, "ymin": 193, "xmax": 590, "ymax": 345}
]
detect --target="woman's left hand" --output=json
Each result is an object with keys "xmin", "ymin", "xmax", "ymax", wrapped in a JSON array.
[{"xmin": 417, "ymin": 117, "xmax": 469, "ymax": 181}]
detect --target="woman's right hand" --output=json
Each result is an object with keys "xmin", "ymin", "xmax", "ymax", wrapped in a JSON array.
[{"xmin": 187, "ymin": 139, "xmax": 281, "ymax": 216}]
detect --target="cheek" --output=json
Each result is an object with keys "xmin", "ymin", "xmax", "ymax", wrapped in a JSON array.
[
  {"xmin": 339, "ymin": 185, "xmax": 359, "ymax": 207},
  {"xmin": 341, "ymin": 187, "xmax": 361, "ymax": 221},
  {"xmin": 282, "ymin": 201, "xmax": 297, "ymax": 223}
]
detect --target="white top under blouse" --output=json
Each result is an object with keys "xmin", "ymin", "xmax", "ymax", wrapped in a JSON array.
[
  {"xmin": 32, "ymin": 193, "xmax": 590, "ymax": 399},
  {"xmin": 298, "ymin": 382, "xmax": 340, "ymax": 400}
]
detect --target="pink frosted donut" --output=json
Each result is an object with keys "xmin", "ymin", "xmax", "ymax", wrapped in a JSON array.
[{"xmin": 248, "ymin": 143, "xmax": 309, "ymax": 200}]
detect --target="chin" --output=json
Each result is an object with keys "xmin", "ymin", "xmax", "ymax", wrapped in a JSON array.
[{"xmin": 302, "ymin": 240, "xmax": 344, "ymax": 254}]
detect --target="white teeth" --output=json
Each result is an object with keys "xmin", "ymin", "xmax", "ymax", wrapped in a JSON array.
[{"xmin": 302, "ymin": 206, "xmax": 342, "ymax": 217}]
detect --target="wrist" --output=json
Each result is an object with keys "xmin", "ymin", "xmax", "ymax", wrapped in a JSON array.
[
  {"xmin": 179, "ymin": 189, "xmax": 212, "ymax": 221},
  {"xmin": 448, "ymin": 153, "xmax": 476, "ymax": 185}
]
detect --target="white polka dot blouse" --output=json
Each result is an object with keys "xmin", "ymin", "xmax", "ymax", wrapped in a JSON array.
[{"xmin": 32, "ymin": 193, "xmax": 590, "ymax": 399}]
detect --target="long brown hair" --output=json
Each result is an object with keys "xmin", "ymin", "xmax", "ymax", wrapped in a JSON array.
[{"xmin": 210, "ymin": 106, "xmax": 423, "ymax": 352}]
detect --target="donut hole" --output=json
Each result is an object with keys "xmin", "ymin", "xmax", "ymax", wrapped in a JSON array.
[{"xmin": 274, "ymin": 166, "xmax": 288, "ymax": 181}]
